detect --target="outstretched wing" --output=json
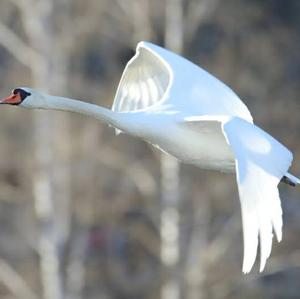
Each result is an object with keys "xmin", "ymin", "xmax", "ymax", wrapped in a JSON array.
[
  {"xmin": 222, "ymin": 117, "xmax": 293, "ymax": 273},
  {"xmin": 184, "ymin": 115, "xmax": 293, "ymax": 273},
  {"xmin": 112, "ymin": 45, "xmax": 170, "ymax": 114}
]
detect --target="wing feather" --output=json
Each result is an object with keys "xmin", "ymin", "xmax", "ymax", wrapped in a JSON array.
[
  {"xmin": 112, "ymin": 47, "xmax": 170, "ymax": 113},
  {"xmin": 184, "ymin": 115, "xmax": 292, "ymax": 273},
  {"xmin": 111, "ymin": 46, "xmax": 170, "ymax": 135},
  {"xmin": 223, "ymin": 117, "xmax": 292, "ymax": 273}
]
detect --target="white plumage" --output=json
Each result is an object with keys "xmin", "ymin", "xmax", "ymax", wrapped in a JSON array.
[{"xmin": 1, "ymin": 41, "xmax": 298, "ymax": 273}]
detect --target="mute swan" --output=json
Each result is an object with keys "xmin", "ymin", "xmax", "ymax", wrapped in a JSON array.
[{"xmin": 0, "ymin": 41, "xmax": 299, "ymax": 273}]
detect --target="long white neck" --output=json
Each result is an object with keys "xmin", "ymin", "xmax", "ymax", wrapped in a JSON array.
[{"xmin": 39, "ymin": 95, "xmax": 132, "ymax": 133}]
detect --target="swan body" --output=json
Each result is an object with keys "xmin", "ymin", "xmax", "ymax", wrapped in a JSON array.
[{"xmin": 1, "ymin": 41, "xmax": 299, "ymax": 273}]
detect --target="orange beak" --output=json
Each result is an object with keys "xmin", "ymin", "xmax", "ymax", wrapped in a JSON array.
[{"xmin": 0, "ymin": 92, "xmax": 22, "ymax": 105}]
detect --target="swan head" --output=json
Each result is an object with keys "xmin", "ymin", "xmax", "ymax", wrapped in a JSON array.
[{"xmin": 0, "ymin": 87, "xmax": 46, "ymax": 108}]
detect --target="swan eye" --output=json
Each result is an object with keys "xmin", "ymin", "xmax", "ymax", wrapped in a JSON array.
[{"xmin": 12, "ymin": 88, "xmax": 31, "ymax": 101}]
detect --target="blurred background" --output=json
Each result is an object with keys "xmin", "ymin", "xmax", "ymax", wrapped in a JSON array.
[{"xmin": 0, "ymin": 0, "xmax": 299, "ymax": 298}]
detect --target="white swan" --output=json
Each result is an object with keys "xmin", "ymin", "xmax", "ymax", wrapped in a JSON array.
[{"xmin": 1, "ymin": 41, "xmax": 299, "ymax": 273}]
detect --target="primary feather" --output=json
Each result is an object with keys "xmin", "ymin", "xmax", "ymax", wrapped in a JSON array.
[{"xmin": 223, "ymin": 117, "xmax": 292, "ymax": 273}]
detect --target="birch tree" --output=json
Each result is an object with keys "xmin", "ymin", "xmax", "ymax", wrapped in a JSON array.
[{"xmin": 0, "ymin": 1, "xmax": 72, "ymax": 298}]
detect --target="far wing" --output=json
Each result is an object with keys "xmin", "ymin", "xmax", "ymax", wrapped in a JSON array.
[
  {"xmin": 222, "ymin": 117, "xmax": 293, "ymax": 273},
  {"xmin": 112, "ymin": 45, "xmax": 170, "ymax": 135},
  {"xmin": 112, "ymin": 46, "xmax": 170, "ymax": 114}
]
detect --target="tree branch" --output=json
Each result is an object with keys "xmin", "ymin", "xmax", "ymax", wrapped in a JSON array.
[
  {"xmin": 200, "ymin": 212, "xmax": 240, "ymax": 265},
  {"xmin": 8, "ymin": 0, "xmax": 35, "ymax": 11},
  {"xmin": 0, "ymin": 259, "xmax": 39, "ymax": 299},
  {"xmin": 97, "ymin": 146, "xmax": 157, "ymax": 198},
  {"xmin": 185, "ymin": 0, "xmax": 220, "ymax": 43},
  {"xmin": 0, "ymin": 21, "xmax": 43, "ymax": 68}
]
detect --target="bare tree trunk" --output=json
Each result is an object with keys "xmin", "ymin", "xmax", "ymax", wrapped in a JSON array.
[
  {"xmin": 0, "ymin": 2, "xmax": 65, "ymax": 298},
  {"xmin": 18, "ymin": 1, "xmax": 71, "ymax": 298},
  {"xmin": 65, "ymin": 230, "xmax": 88, "ymax": 299},
  {"xmin": 184, "ymin": 191, "xmax": 210, "ymax": 299},
  {"xmin": 161, "ymin": 1, "xmax": 183, "ymax": 299}
]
